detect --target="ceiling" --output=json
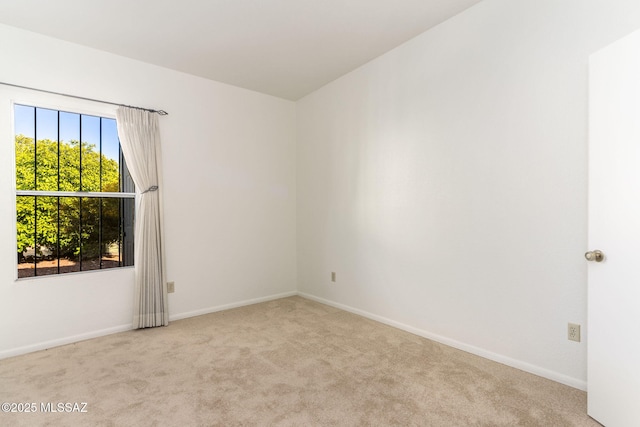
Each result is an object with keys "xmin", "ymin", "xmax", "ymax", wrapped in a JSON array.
[{"xmin": 0, "ymin": 0, "xmax": 483, "ymax": 100}]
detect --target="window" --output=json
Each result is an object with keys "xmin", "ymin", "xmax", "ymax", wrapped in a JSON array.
[{"xmin": 14, "ymin": 104, "xmax": 134, "ymax": 278}]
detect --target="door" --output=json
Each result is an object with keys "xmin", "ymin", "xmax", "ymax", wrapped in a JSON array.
[{"xmin": 588, "ymin": 30, "xmax": 640, "ymax": 426}]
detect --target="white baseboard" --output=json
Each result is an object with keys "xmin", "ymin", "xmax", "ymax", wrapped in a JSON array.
[
  {"xmin": 297, "ymin": 292, "xmax": 587, "ymax": 391},
  {"xmin": 0, "ymin": 291, "xmax": 297, "ymax": 361},
  {"xmin": 0, "ymin": 324, "xmax": 133, "ymax": 360},
  {"xmin": 169, "ymin": 290, "xmax": 298, "ymax": 321},
  {"xmin": 1, "ymin": 290, "xmax": 586, "ymax": 392}
]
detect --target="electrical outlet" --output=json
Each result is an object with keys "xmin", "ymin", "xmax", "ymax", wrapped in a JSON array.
[
  {"xmin": 331, "ymin": 272, "xmax": 336, "ymax": 282},
  {"xmin": 167, "ymin": 281, "xmax": 175, "ymax": 293},
  {"xmin": 568, "ymin": 323, "xmax": 581, "ymax": 342}
]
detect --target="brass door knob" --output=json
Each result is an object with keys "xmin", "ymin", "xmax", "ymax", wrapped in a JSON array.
[{"xmin": 585, "ymin": 250, "xmax": 604, "ymax": 262}]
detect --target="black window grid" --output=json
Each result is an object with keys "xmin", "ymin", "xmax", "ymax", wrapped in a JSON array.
[{"xmin": 15, "ymin": 105, "xmax": 135, "ymax": 278}]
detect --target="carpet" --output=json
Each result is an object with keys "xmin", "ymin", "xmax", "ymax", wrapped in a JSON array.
[{"xmin": 0, "ymin": 296, "xmax": 599, "ymax": 426}]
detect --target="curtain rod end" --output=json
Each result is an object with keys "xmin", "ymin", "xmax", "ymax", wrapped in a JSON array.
[{"xmin": 157, "ymin": 110, "xmax": 168, "ymax": 116}]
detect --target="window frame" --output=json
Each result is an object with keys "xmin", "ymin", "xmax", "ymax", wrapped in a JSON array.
[{"xmin": 11, "ymin": 96, "xmax": 135, "ymax": 281}]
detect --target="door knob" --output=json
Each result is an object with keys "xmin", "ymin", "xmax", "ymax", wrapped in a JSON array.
[{"xmin": 585, "ymin": 250, "xmax": 604, "ymax": 262}]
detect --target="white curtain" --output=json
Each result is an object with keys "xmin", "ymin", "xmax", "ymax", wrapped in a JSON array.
[{"xmin": 116, "ymin": 107, "xmax": 168, "ymax": 328}]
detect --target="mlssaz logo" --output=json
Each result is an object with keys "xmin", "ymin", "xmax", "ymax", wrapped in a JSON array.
[{"xmin": 40, "ymin": 402, "xmax": 88, "ymax": 413}]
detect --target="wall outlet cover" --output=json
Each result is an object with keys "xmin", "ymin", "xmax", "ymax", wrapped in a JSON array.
[{"xmin": 568, "ymin": 323, "xmax": 581, "ymax": 342}]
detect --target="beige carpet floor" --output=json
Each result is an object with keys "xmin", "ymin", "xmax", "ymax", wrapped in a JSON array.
[{"xmin": 0, "ymin": 296, "xmax": 600, "ymax": 426}]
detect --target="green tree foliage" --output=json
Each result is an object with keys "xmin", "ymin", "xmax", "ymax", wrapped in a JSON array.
[{"xmin": 15, "ymin": 134, "xmax": 121, "ymax": 261}]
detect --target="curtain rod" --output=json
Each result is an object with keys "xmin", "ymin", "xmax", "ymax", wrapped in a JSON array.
[{"xmin": 0, "ymin": 81, "xmax": 168, "ymax": 115}]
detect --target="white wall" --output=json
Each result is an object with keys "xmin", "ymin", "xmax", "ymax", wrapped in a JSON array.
[
  {"xmin": 0, "ymin": 24, "xmax": 297, "ymax": 358},
  {"xmin": 296, "ymin": 0, "xmax": 640, "ymax": 389}
]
